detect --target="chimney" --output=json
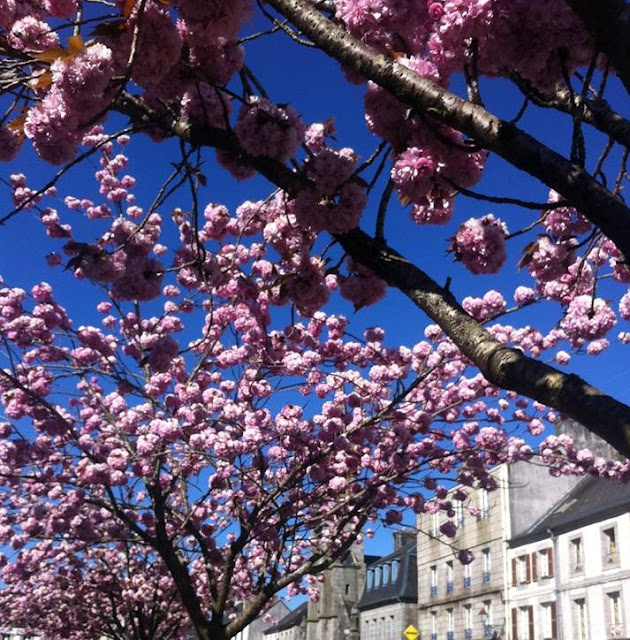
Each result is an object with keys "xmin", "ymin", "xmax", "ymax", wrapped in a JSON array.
[{"xmin": 393, "ymin": 528, "xmax": 415, "ymax": 550}]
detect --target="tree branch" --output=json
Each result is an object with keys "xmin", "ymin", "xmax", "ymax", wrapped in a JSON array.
[
  {"xmin": 335, "ymin": 228, "xmax": 630, "ymax": 458},
  {"xmin": 563, "ymin": 0, "xmax": 630, "ymax": 95},
  {"xmin": 263, "ymin": 0, "xmax": 630, "ymax": 265}
]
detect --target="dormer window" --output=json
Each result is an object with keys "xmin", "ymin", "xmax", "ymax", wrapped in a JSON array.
[{"xmin": 391, "ymin": 559, "xmax": 399, "ymax": 582}]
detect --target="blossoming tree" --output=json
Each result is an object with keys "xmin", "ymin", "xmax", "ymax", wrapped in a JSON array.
[{"xmin": 1, "ymin": 0, "xmax": 630, "ymax": 638}]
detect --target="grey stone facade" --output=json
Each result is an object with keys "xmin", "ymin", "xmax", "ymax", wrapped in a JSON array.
[
  {"xmin": 306, "ymin": 540, "xmax": 367, "ymax": 640},
  {"xmin": 416, "ymin": 462, "xmax": 580, "ymax": 640},
  {"xmin": 357, "ymin": 532, "xmax": 418, "ymax": 640}
]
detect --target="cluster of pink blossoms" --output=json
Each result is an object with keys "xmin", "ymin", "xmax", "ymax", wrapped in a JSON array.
[
  {"xmin": 23, "ymin": 43, "xmax": 113, "ymax": 164},
  {"xmin": 451, "ymin": 214, "xmax": 508, "ymax": 275}
]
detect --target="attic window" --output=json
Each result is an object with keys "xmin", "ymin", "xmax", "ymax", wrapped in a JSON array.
[
  {"xmin": 391, "ymin": 559, "xmax": 399, "ymax": 582},
  {"xmin": 383, "ymin": 563, "xmax": 390, "ymax": 585}
]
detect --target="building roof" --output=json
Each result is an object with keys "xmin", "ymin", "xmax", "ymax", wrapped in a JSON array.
[
  {"xmin": 263, "ymin": 601, "xmax": 308, "ymax": 635},
  {"xmin": 356, "ymin": 540, "xmax": 417, "ymax": 611},
  {"xmin": 511, "ymin": 475, "xmax": 630, "ymax": 545}
]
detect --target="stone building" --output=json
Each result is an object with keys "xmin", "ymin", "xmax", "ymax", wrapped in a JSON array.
[
  {"xmin": 509, "ymin": 475, "xmax": 630, "ymax": 640},
  {"xmin": 357, "ymin": 531, "xmax": 418, "ymax": 640},
  {"xmin": 304, "ymin": 539, "xmax": 371, "ymax": 640},
  {"xmin": 234, "ymin": 599, "xmax": 291, "ymax": 640},
  {"xmin": 264, "ymin": 602, "xmax": 308, "ymax": 640},
  {"xmin": 416, "ymin": 461, "xmax": 580, "ymax": 640}
]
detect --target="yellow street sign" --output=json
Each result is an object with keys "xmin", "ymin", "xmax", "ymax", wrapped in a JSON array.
[{"xmin": 404, "ymin": 625, "xmax": 419, "ymax": 640}]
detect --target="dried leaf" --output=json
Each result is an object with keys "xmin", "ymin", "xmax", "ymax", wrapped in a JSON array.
[
  {"xmin": 67, "ymin": 35, "xmax": 84, "ymax": 54},
  {"xmin": 31, "ymin": 71, "xmax": 52, "ymax": 89},
  {"xmin": 33, "ymin": 47, "xmax": 67, "ymax": 63}
]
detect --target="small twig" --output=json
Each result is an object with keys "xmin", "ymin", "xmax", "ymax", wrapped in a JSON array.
[
  {"xmin": 356, "ymin": 140, "xmax": 388, "ymax": 175},
  {"xmin": 0, "ymin": 126, "xmax": 134, "ymax": 226},
  {"xmin": 375, "ymin": 178, "xmax": 394, "ymax": 242},
  {"xmin": 443, "ymin": 178, "xmax": 567, "ymax": 211}
]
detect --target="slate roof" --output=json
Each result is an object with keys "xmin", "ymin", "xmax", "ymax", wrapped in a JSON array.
[
  {"xmin": 356, "ymin": 541, "xmax": 417, "ymax": 611},
  {"xmin": 511, "ymin": 475, "xmax": 630, "ymax": 546},
  {"xmin": 263, "ymin": 601, "xmax": 308, "ymax": 635}
]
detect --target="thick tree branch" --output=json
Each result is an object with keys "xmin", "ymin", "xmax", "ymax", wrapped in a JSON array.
[
  {"xmin": 563, "ymin": 0, "xmax": 630, "ymax": 95},
  {"xmin": 335, "ymin": 229, "xmax": 630, "ymax": 458},
  {"xmin": 263, "ymin": 0, "xmax": 630, "ymax": 265}
]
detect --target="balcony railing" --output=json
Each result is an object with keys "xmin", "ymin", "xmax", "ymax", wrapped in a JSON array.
[
  {"xmin": 446, "ymin": 581, "xmax": 454, "ymax": 594},
  {"xmin": 482, "ymin": 571, "xmax": 491, "ymax": 583}
]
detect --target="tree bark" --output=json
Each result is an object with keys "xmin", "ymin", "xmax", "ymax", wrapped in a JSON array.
[{"xmin": 264, "ymin": 0, "xmax": 630, "ymax": 266}]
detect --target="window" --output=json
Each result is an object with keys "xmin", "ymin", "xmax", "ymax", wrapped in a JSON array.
[
  {"xmin": 512, "ymin": 606, "xmax": 534, "ymax": 640},
  {"xmin": 538, "ymin": 548, "xmax": 554, "ymax": 579},
  {"xmin": 433, "ymin": 512, "xmax": 441, "ymax": 537},
  {"xmin": 541, "ymin": 602, "xmax": 557, "ymax": 640},
  {"xmin": 382, "ymin": 563, "xmax": 390, "ymax": 585},
  {"xmin": 430, "ymin": 565, "xmax": 438, "ymax": 597},
  {"xmin": 482, "ymin": 547, "xmax": 491, "ymax": 583},
  {"xmin": 603, "ymin": 527, "xmax": 619, "ymax": 566},
  {"xmin": 455, "ymin": 501, "xmax": 465, "ymax": 528},
  {"xmin": 607, "ymin": 591, "xmax": 623, "ymax": 637},
  {"xmin": 482, "ymin": 600, "xmax": 493, "ymax": 638},
  {"xmin": 446, "ymin": 560, "xmax": 454, "ymax": 593},
  {"xmin": 391, "ymin": 559, "xmax": 399, "ymax": 582},
  {"xmin": 431, "ymin": 611, "xmax": 438, "ymax": 640},
  {"xmin": 367, "ymin": 569, "xmax": 374, "ymax": 590},
  {"xmin": 479, "ymin": 489, "xmax": 490, "ymax": 519},
  {"xmin": 512, "ymin": 555, "xmax": 531, "ymax": 586},
  {"xmin": 464, "ymin": 604, "xmax": 473, "ymax": 639},
  {"xmin": 380, "ymin": 617, "xmax": 386, "ymax": 640},
  {"xmin": 463, "ymin": 562, "xmax": 471, "ymax": 588},
  {"xmin": 520, "ymin": 606, "xmax": 534, "ymax": 640},
  {"xmin": 447, "ymin": 608, "xmax": 454, "ymax": 640},
  {"xmin": 570, "ymin": 538, "xmax": 584, "ymax": 573},
  {"xmin": 573, "ymin": 598, "xmax": 588, "ymax": 640},
  {"xmin": 389, "ymin": 616, "xmax": 396, "ymax": 640},
  {"xmin": 374, "ymin": 566, "xmax": 382, "ymax": 588}
]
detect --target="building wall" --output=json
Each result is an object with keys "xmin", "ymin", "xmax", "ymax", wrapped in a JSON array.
[
  {"xmin": 306, "ymin": 541, "xmax": 365, "ymax": 640},
  {"xmin": 556, "ymin": 512, "xmax": 630, "ymax": 640},
  {"xmin": 417, "ymin": 465, "xmax": 511, "ymax": 640},
  {"xmin": 237, "ymin": 601, "xmax": 291, "ymax": 640},
  {"xmin": 508, "ymin": 511, "xmax": 630, "ymax": 640},
  {"xmin": 265, "ymin": 621, "xmax": 307, "ymax": 640},
  {"xmin": 417, "ymin": 462, "xmax": 584, "ymax": 640},
  {"xmin": 360, "ymin": 602, "xmax": 417, "ymax": 640}
]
